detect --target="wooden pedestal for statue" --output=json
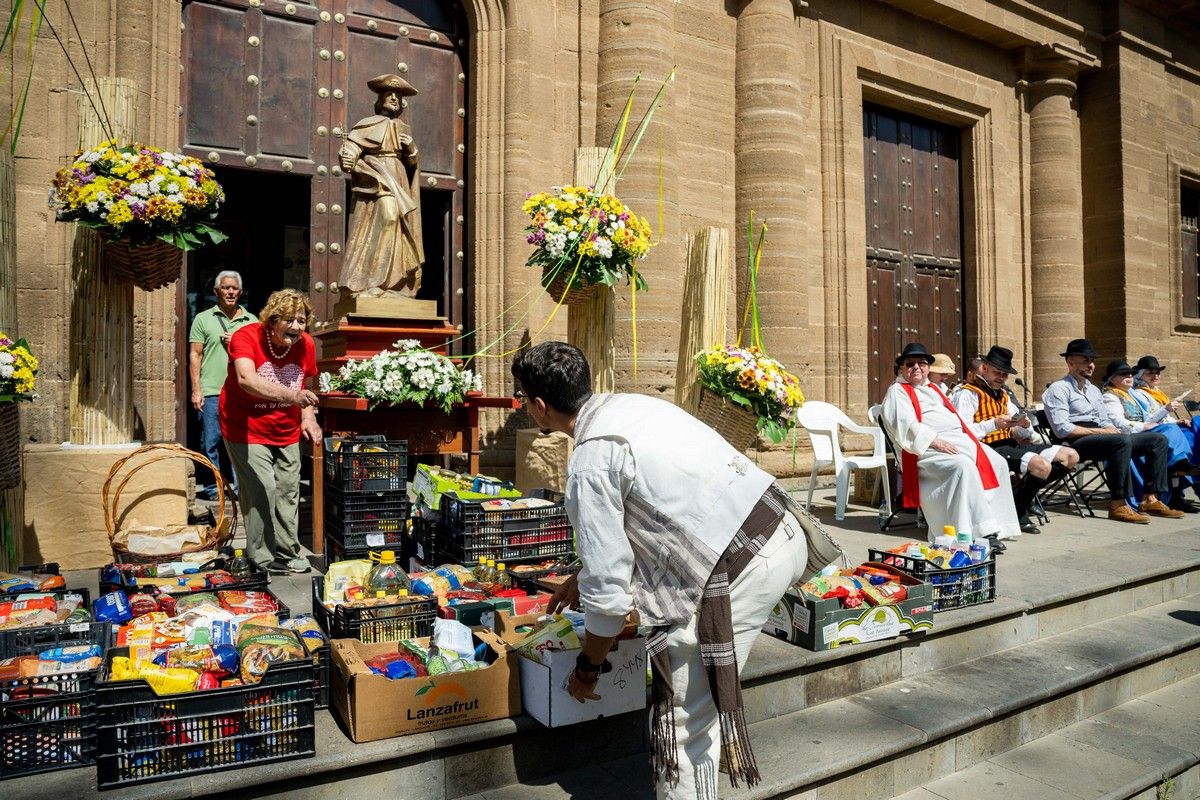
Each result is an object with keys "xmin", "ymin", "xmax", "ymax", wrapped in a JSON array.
[{"xmin": 311, "ymin": 314, "xmax": 517, "ymax": 556}]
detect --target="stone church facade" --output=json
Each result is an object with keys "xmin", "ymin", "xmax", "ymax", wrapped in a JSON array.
[{"xmin": 4, "ymin": 0, "xmax": 1200, "ymax": 474}]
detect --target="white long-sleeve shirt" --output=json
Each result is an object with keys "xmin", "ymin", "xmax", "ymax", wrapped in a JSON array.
[
  {"xmin": 949, "ymin": 383, "xmax": 1035, "ymax": 443},
  {"xmin": 1102, "ymin": 390, "xmax": 1170, "ymax": 433}
]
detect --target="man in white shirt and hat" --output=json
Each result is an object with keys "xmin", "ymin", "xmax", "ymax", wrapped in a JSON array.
[{"xmin": 880, "ymin": 342, "xmax": 1022, "ymax": 546}]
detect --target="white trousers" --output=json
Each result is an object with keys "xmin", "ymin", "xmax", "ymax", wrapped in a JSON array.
[{"xmin": 656, "ymin": 510, "xmax": 809, "ymax": 800}]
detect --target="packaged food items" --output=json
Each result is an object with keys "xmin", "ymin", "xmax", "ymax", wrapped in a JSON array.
[
  {"xmin": 514, "ymin": 615, "xmax": 581, "ymax": 665},
  {"xmin": 0, "ymin": 568, "xmax": 65, "ymax": 594},
  {"xmin": 174, "ymin": 593, "xmax": 222, "ymax": 615},
  {"xmin": 218, "ymin": 590, "xmax": 279, "ymax": 616},
  {"xmin": 110, "ymin": 656, "xmax": 199, "ymax": 695},
  {"xmin": 324, "ymin": 559, "xmax": 372, "ymax": 605},
  {"xmin": 280, "ymin": 615, "xmax": 327, "ymax": 654},
  {"xmin": 410, "ymin": 564, "xmax": 473, "ymax": 597},
  {"xmin": 365, "ymin": 651, "xmax": 426, "ymax": 680},
  {"xmin": 235, "ymin": 625, "xmax": 306, "ymax": 684},
  {"xmin": 127, "ymin": 592, "xmax": 160, "ymax": 618},
  {"xmin": 0, "ymin": 596, "xmax": 57, "ymax": 618},
  {"xmin": 92, "ymin": 592, "xmax": 131, "ymax": 623},
  {"xmin": 64, "ymin": 607, "xmax": 92, "ymax": 624}
]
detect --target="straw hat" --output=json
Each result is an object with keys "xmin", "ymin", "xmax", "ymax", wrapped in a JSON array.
[{"xmin": 929, "ymin": 353, "xmax": 956, "ymax": 374}]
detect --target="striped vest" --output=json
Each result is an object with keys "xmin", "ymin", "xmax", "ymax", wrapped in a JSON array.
[{"xmin": 961, "ymin": 383, "xmax": 1013, "ymax": 444}]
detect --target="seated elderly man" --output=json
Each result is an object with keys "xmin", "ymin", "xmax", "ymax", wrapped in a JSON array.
[
  {"xmin": 1042, "ymin": 339, "xmax": 1182, "ymax": 523},
  {"xmin": 952, "ymin": 346, "xmax": 1080, "ymax": 535},
  {"xmin": 881, "ymin": 342, "xmax": 1022, "ymax": 548}
]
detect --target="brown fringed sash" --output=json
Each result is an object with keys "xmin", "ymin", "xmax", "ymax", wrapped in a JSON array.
[{"xmin": 647, "ymin": 485, "xmax": 786, "ymax": 793}]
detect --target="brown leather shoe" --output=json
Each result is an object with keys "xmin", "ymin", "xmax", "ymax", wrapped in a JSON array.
[
  {"xmin": 1140, "ymin": 498, "xmax": 1186, "ymax": 519},
  {"xmin": 1109, "ymin": 503, "xmax": 1150, "ymax": 524}
]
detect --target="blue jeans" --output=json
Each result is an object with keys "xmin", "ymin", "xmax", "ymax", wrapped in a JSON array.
[{"xmin": 198, "ymin": 395, "xmax": 235, "ymax": 499}]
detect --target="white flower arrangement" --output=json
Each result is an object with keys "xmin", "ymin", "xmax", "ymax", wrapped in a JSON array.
[{"xmin": 319, "ymin": 339, "xmax": 482, "ymax": 412}]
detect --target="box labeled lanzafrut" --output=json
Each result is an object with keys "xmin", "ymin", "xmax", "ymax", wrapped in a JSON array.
[{"xmin": 330, "ymin": 629, "xmax": 520, "ymax": 742}]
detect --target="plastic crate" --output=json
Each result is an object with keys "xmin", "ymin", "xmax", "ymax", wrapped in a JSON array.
[
  {"xmin": 98, "ymin": 562, "xmax": 270, "ymax": 597},
  {"xmin": 323, "ymin": 487, "xmax": 410, "ymax": 551},
  {"xmin": 324, "ymin": 435, "xmax": 407, "ymax": 493},
  {"xmin": 509, "ymin": 560, "xmax": 579, "ymax": 593},
  {"xmin": 311, "ymin": 643, "xmax": 330, "ymax": 710},
  {"xmin": 94, "ymin": 645, "xmax": 315, "ymax": 788},
  {"xmin": 0, "ymin": 622, "xmax": 109, "ymax": 780},
  {"xmin": 867, "ymin": 548, "xmax": 996, "ymax": 612},
  {"xmin": 310, "ymin": 577, "xmax": 437, "ymax": 644},
  {"xmin": 438, "ymin": 489, "xmax": 573, "ymax": 564}
]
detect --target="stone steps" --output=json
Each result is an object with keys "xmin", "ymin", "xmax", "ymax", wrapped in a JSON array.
[
  {"xmin": 19, "ymin": 519, "xmax": 1200, "ymax": 798},
  {"xmin": 890, "ymin": 674, "xmax": 1200, "ymax": 800},
  {"xmin": 461, "ymin": 592, "xmax": 1200, "ymax": 800}
]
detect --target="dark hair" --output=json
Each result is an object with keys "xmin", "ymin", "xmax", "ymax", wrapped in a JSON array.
[{"xmin": 511, "ymin": 342, "xmax": 592, "ymax": 414}]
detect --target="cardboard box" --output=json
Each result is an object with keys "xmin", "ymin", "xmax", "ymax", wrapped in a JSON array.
[
  {"xmin": 495, "ymin": 611, "xmax": 647, "ymax": 728},
  {"xmin": 762, "ymin": 563, "xmax": 934, "ymax": 651},
  {"xmin": 330, "ymin": 629, "xmax": 520, "ymax": 742}
]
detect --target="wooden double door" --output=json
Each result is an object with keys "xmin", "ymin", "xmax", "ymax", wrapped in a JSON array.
[
  {"xmin": 864, "ymin": 105, "xmax": 965, "ymax": 400},
  {"xmin": 179, "ymin": 0, "xmax": 468, "ymax": 324}
]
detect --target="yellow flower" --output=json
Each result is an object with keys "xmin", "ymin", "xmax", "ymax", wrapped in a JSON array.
[{"xmin": 107, "ymin": 200, "xmax": 133, "ymax": 225}]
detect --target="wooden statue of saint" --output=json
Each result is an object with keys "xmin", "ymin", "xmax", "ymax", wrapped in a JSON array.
[{"xmin": 337, "ymin": 73, "xmax": 425, "ymax": 297}]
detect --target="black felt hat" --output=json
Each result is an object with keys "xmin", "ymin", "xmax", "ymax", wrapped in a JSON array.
[
  {"xmin": 1104, "ymin": 360, "xmax": 1134, "ymax": 384},
  {"xmin": 1060, "ymin": 338, "xmax": 1101, "ymax": 359},
  {"xmin": 1135, "ymin": 355, "xmax": 1165, "ymax": 373},
  {"xmin": 895, "ymin": 342, "xmax": 935, "ymax": 367},
  {"xmin": 981, "ymin": 345, "xmax": 1017, "ymax": 375}
]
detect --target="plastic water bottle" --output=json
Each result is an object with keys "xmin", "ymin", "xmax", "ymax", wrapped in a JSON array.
[{"xmin": 227, "ymin": 548, "xmax": 253, "ymax": 579}]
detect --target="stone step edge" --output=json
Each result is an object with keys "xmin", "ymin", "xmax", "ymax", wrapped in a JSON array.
[
  {"xmin": 741, "ymin": 556, "xmax": 1200, "ymax": 683},
  {"xmin": 889, "ymin": 674, "xmax": 1200, "ymax": 800},
  {"xmin": 728, "ymin": 593, "xmax": 1200, "ymax": 800},
  {"xmin": 464, "ymin": 593, "xmax": 1200, "ymax": 800}
]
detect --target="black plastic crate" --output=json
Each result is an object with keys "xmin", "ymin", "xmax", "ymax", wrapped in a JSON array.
[
  {"xmin": 324, "ymin": 487, "xmax": 410, "ymax": 551},
  {"xmin": 0, "ymin": 622, "xmax": 109, "ymax": 780},
  {"xmin": 310, "ymin": 577, "xmax": 437, "ymax": 644},
  {"xmin": 311, "ymin": 643, "xmax": 330, "ymax": 711},
  {"xmin": 98, "ymin": 560, "xmax": 270, "ymax": 597},
  {"xmin": 324, "ymin": 435, "xmax": 408, "ymax": 493},
  {"xmin": 94, "ymin": 645, "xmax": 315, "ymax": 788},
  {"xmin": 867, "ymin": 548, "xmax": 996, "ymax": 612},
  {"xmin": 437, "ymin": 489, "xmax": 573, "ymax": 564}
]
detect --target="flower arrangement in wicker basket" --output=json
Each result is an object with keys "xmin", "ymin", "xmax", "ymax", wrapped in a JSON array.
[
  {"xmin": 524, "ymin": 184, "xmax": 651, "ymax": 306},
  {"xmin": 693, "ymin": 214, "xmax": 804, "ymax": 449},
  {"xmin": 0, "ymin": 332, "xmax": 37, "ymax": 490},
  {"xmin": 49, "ymin": 140, "xmax": 227, "ymax": 291},
  {"xmin": 103, "ymin": 443, "xmax": 236, "ymax": 564}
]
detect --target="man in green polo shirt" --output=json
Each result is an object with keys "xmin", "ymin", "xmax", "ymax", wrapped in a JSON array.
[{"xmin": 189, "ymin": 270, "xmax": 257, "ymax": 500}]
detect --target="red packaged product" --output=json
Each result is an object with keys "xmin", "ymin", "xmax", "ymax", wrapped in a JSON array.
[
  {"xmin": 206, "ymin": 572, "xmax": 236, "ymax": 588},
  {"xmin": 218, "ymin": 590, "xmax": 278, "ymax": 615},
  {"xmin": 127, "ymin": 593, "xmax": 159, "ymax": 618},
  {"xmin": 156, "ymin": 593, "xmax": 178, "ymax": 617}
]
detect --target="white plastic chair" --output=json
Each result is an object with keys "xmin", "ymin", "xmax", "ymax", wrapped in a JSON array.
[{"xmin": 796, "ymin": 401, "xmax": 891, "ymax": 521}]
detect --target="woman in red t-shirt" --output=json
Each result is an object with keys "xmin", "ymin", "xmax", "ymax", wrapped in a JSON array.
[{"xmin": 219, "ymin": 289, "xmax": 322, "ymax": 574}]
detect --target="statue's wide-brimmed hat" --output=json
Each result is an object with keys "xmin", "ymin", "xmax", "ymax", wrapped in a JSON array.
[{"xmin": 367, "ymin": 74, "xmax": 419, "ymax": 97}]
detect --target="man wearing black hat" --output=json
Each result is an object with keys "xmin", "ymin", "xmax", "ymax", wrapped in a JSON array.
[
  {"xmin": 951, "ymin": 346, "xmax": 1080, "ymax": 534},
  {"xmin": 880, "ymin": 343, "xmax": 1021, "ymax": 545},
  {"xmin": 1042, "ymin": 339, "xmax": 1181, "ymax": 523}
]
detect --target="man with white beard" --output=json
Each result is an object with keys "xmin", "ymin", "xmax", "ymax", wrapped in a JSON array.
[{"xmin": 880, "ymin": 342, "xmax": 1022, "ymax": 548}]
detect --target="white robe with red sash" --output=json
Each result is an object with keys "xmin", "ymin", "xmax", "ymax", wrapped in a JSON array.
[{"xmin": 881, "ymin": 378, "xmax": 1022, "ymax": 542}]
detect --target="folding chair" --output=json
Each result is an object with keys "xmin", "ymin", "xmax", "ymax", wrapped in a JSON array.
[
  {"xmin": 1033, "ymin": 408, "xmax": 1099, "ymax": 516},
  {"xmin": 867, "ymin": 404, "xmax": 924, "ymax": 532},
  {"xmin": 795, "ymin": 401, "xmax": 891, "ymax": 521}
]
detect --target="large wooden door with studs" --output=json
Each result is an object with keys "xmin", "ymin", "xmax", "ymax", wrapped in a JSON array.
[{"xmin": 863, "ymin": 104, "xmax": 965, "ymax": 400}]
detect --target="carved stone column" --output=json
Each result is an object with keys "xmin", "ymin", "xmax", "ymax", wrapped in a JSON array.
[
  {"xmin": 1024, "ymin": 48, "xmax": 1085, "ymax": 389},
  {"xmin": 735, "ymin": 0, "xmax": 806, "ymax": 369},
  {"xmin": 596, "ymin": 0, "xmax": 678, "ymax": 392}
]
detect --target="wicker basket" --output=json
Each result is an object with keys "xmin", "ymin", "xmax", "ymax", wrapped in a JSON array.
[
  {"xmin": 103, "ymin": 238, "xmax": 182, "ymax": 291},
  {"xmin": 103, "ymin": 443, "xmax": 236, "ymax": 564},
  {"xmin": 0, "ymin": 402, "xmax": 20, "ymax": 490},
  {"xmin": 542, "ymin": 266, "xmax": 599, "ymax": 306},
  {"xmin": 695, "ymin": 387, "xmax": 759, "ymax": 451}
]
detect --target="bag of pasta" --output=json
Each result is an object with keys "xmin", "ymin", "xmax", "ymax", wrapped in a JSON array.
[{"xmin": 235, "ymin": 624, "xmax": 306, "ymax": 684}]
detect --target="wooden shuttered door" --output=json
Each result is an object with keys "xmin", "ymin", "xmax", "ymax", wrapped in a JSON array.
[
  {"xmin": 864, "ymin": 105, "xmax": 965, "ymax": 401},
  {"xmin": 1182, "ymin": 184, "xmax": 1199, "ymax": 320}
]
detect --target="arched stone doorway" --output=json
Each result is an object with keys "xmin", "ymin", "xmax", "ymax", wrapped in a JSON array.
[{"xmin": 177, "ymin": 0, "xmax": 470, "ymax": 441}]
